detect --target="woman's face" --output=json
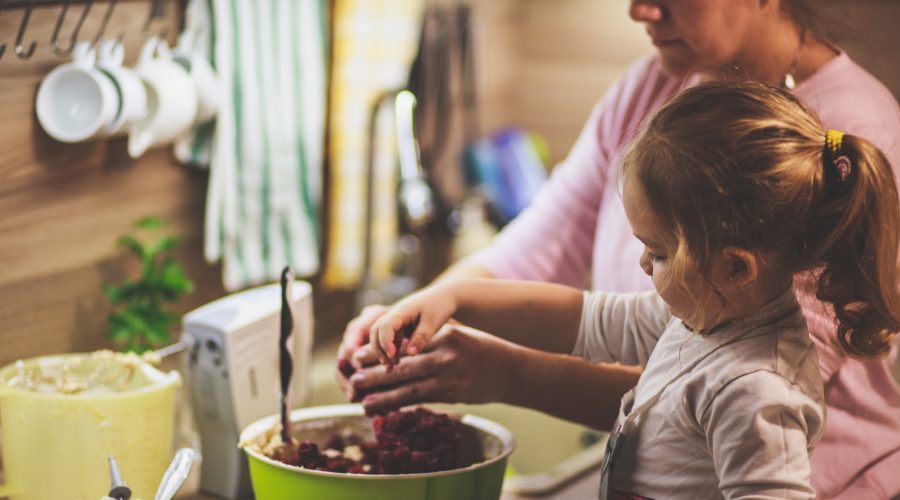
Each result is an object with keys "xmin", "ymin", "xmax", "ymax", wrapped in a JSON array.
[{"xmin": 628, "ymin": 0, "xmax": 777, "ymax": 78}]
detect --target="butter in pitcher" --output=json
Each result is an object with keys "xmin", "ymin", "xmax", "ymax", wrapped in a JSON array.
[{"xmin": 4, "ymin": 350, "xmax": 153, "ymax": 395}]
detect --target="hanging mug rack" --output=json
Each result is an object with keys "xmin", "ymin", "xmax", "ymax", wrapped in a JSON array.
[{"xmin": 0, "ymin": 0, "xmax": 172, "ymax": 60}]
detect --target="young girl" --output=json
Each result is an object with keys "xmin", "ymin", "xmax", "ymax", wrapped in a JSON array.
[{"xmin": 368, "ymin": 81, "xmax": 900, "ymax": 498}]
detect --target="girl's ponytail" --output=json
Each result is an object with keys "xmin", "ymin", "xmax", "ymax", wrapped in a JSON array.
[
  {"xmin": 624, "ymin": 82, "xmax": 899, "ymax": 358},
  {"xmin": 814, "ymin": 132, "xmax": 900, "ymax": 358}
]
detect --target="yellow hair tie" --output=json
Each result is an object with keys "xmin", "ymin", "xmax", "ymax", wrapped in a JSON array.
[
  {"xmin": 825, "ymin": 129, "xmax": 844, "ymax": 154},
  {"xmin": 825, "ymin": 129, "xmax": 852, "ymax": 181}
]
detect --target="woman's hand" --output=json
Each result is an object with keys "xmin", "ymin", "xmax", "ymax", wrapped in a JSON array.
[
  {"xmin": 348, "ymin": 324, "xmax": 516, "ymax": 414},
  {"xmin": 369, "ymin": 285, "xmax": 458, "ymax": 370},
  {"xmin": 335, "ymin": 304, "xmax": 390, "ymax": 393}
]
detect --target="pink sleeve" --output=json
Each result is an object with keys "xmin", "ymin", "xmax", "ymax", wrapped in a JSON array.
[{"xmin": 467, "ymin": 57, "xmax": 668, "ymax": 287}]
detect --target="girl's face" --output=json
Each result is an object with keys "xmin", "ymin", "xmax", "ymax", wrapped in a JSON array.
[
  {"xmin": 622, "ymin": 178, "xmax": 722, "ymax": 327},
  {"xmin": 628, "ymin": 0, "xmax": 776, "ymax": 78}
]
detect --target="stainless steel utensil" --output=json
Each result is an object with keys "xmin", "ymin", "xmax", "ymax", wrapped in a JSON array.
[
  {"xmin": 107, "ymin": 456, "xmax": 132, "ymax": 500},
  {"xmin": 154, "ymin": 448, "xmax": 197, "ymax": 500}
]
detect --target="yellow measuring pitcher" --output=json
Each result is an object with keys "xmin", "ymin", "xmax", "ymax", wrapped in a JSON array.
[{"xmin": 0, "ymin": 351, "xmax": 181, "ymax": 500}]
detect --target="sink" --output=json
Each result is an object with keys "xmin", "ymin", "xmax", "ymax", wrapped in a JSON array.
[{"xmin": 308, "ymin": 342, "xmax": 607, "ymax": 496}]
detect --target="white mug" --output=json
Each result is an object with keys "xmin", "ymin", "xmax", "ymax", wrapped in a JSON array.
[
  {"xmin": 36, "ymin": 42, "xmax": 119, "ymax": 143},
  {"xmin": 128, "ymin": 37, "xmax": 199, "ymax": 159},
  {"xmin": 96, "ymin": 39, "xmax": 148, "ymax": 137},
  {"xmin": 171, "ymin": 31, "xmax": 221, "ymax": 125}
]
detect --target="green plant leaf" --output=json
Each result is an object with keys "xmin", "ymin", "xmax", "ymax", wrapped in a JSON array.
[
  {"xmin": 125, "ymin": 341, "xmax": 151, "ymax": 354},
  {"xmin": 104, "ymin": 283, "xmax": 123, "ymax": 303},
  {"xmin": 160, "ymin": 260, "xmax": 194, "ymax": 294},
  {"xmin": 117, "ymin": 235, "xmax": 145, "ymax": 259},
  {"xmin": 122, "ymin": 307, "xmax": 149, "ymax": 331},
  {"xmin": 105, "ymin": 215, "xmax": 193, "ymax": 353},
  {"xmin": 137, "ymin": 216, "xmax": 164, "ymax": 230},
  {"xmin": 145, "ymin": 324, "xmax": 171, "ymax": 345},
  {"xmin": 107, "ymin": 315, "xmax": 134, "ymax": 343},
  {"xmin": 107, "ymin": 281, "xmax": 140, "ymax": 303},
  {"xmin": 147, "ymin": 236, "xmax": 178, "ymax": 258}
]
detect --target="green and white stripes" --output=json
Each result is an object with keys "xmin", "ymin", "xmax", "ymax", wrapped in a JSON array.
[{"xmin": 207, "ymin": 0, "xmax": 328, "ymax": 290}]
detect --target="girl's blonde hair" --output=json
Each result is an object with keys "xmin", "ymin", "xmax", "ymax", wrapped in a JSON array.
[{"xmin": 622, "ymin": 81, "xmax": 900, "ymax": 358}]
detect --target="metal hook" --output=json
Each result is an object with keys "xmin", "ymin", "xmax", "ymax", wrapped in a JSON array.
[
  {"xmin": 90, "ymin": 0, "xmax": 118, "ymax": 48},
  {"xmin": 51, "ymin": 0, "xmax": 94, "ymax": 57},
  {"xmin": 50, "ymin": 1, "xmax": 72, "ymax": 54},
  {"xmin": 141, "ymin": 0, "xmax": 166, "ymax": 40},
  {"xmin": 0, "ymin": 4, "xmax": 6, "ymax": 60},
  {"xmin": 14, "ymin": 0, "xmax": 37, "ymax": 60}
]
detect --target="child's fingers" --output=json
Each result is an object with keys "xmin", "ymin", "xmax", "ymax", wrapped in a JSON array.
[
  {"xmin": 368, "ymin": 321, "xmax": 394, "ymax": 368},
  {"xmin": 374, "ymin": 314, "xmax": 413, "ymax": 370},
  {"xmin": 380, "ymin": 320, "xmax": 399, "ymax": 360},
  {"xmin": 406, "ymin": 320, "xmax": 437, "ymax": 356}
]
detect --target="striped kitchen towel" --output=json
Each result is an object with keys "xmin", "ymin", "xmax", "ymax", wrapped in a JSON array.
[
  {"xmin": 206, "ymin": 0, "xmax": 328, "ymax": 290},
  {"xmin": 323, "ymin": 0, "xmax": 424, "ymax": 288}
]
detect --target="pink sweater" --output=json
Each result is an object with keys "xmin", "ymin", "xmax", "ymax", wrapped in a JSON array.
[{"xmin": 472, "ymin": 53, "xmax": 900, "ymax": 499}]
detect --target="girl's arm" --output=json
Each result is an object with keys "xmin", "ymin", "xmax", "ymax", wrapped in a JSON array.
[
  {"xmin": 370, "ymin": 279, "xmax": 584, "ymax": 367},
  {"xmin": 351, "ymin": 325, "xmax": 642, "ymax": 429},
  {"xmin": 442, "ymin": 279, "xmax": 585, "ymax": 354}
]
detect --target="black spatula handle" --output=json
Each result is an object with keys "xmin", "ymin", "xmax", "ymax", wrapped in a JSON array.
[{"xmin": 279, "ymin": 266, "xmax": 295, "ymax": 443}]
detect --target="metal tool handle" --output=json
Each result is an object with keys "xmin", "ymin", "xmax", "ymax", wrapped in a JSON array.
[
  {"xmin": 279, "ymin": 266, "xmax": 295, "ymax": 443},
  {"xmin": 154, "ymin": 448, "xmax": 196, "ymax": 500},
  {"xmin": 153, "ymin": 338, "xmax": 195, "ymax": 359},
  {"xmin": 107, "ymin": 456, "xmax": 132, "ymax": 500}
]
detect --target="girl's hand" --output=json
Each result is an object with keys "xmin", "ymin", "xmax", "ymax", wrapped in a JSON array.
[{"xmin": 369, "ymin": 286, "xmax": 457, "ymax": 370}]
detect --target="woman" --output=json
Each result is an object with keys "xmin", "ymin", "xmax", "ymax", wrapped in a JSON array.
[{"xmin": 338, "ymin": 1, "xmax": 900, "ymax": 497}]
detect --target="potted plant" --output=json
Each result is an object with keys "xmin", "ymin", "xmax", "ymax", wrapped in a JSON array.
[{"xmin": 105, "ymin": 216, "xmax": 194, "ymax": 353}]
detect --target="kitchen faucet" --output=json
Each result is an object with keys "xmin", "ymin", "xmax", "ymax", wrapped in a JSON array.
[
  {"xmin": 396, "ymin": 90, "xmax": 435, "ymax": 233},
  {"xmin": 357, "ymin": 89, "xmax": 435, "ymax": 309}
]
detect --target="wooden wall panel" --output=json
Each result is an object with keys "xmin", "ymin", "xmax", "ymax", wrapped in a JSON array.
[
  {"xmin": 0, "ymin": 1, "xmax": 230, "ymax": 367},
  {"xmin": 502, "ymin": 0, "xmax": 652, "ymax": 165},
  {"xmin": 0, "ymin": 1, "xmax": 386, "ymax": 370}
]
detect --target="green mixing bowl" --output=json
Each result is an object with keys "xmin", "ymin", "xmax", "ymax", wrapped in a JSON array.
[{"xmin": 240, "ymin": 404, "xmax": 515, "ymax": 500}]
